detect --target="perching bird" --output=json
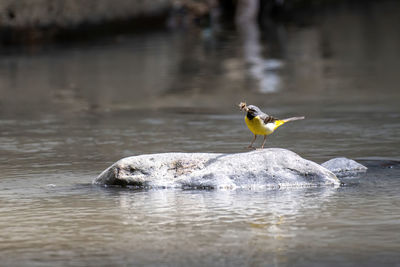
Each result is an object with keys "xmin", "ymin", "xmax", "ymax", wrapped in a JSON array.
[{"xmin": 239, "ymin": 102, "xmax": 305, "ymax": 149}]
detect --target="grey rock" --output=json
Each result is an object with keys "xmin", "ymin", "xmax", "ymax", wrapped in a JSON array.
[
  {"xmin": 93, "ymin": 148, "xmax": 340, "ymax": 189},
  {"xmin": 354, "ymin": 157, "xmax": 400, "ymax": 169},
  {"xmin": 321, "ymin": 157, "xmax": 367, "ymax": 177}
]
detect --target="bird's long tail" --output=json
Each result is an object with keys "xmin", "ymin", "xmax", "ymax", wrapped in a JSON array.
[
  {"xmin": 282, "ymin": 116, "xmax": 305, "ymax": 122},
  {"xmin": 274, "ymin": 116, "xmax": 305, "ymax": 129}
]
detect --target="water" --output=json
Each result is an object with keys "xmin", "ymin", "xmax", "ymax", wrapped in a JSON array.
[{"xmin": 1, "ymin": 1, "xmax": 400, "ymax": 266}]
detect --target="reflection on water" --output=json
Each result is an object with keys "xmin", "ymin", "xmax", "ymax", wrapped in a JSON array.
[
  {"xmin": 236, "ymin": 0, "xmax": 283, "ymax": 93},
  {"xmin": 1, "ymin": 167, "xmax": 400, "ymax": 266},
  {"xmin": 1, "ymin": 1, "xmax": 400, "ymax": 266}
]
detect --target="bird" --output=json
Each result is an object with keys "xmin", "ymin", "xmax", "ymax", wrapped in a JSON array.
[{"xmin": 239, "ymin": 102, "xmax": 305, "ymax": 149}]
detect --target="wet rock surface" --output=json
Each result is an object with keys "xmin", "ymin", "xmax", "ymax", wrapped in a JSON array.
[
  {"xmin": 355, "ymin": 157, "xmax": 400, "ymax": 169},
  {"xmin": 321, "ymin": 157, "xmax": 367, "ymax": 177},
  {"xmin": 93, "ymin": 148, "xmax": 340, "ymax": 189}
]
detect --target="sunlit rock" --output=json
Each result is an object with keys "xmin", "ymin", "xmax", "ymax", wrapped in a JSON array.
[
  {"xmin": 321, "ymin": 157, "xmax": 367, "ymax": 177},
  {"xmin": 93, "ymin": 148, "xmax": 340, "ymax": 189}
]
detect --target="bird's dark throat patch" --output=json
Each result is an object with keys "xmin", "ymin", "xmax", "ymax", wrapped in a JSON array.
[{"xmin": 246, "ymin": 112, "xmax": 255, "ymax": 120}]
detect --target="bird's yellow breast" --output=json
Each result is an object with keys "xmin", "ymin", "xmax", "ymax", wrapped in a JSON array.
[{"xmin": 245, "ymin": 116, "xmax": 285, "ymax": 135}]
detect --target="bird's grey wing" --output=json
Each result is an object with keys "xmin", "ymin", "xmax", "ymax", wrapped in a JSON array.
[{"xmin": 259, "ymin": 112, "xmax": 278, "ymax": 124}]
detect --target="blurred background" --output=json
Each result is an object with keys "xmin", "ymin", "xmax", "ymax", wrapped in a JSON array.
[{"xmin": 0, "ymin": 0, "xmax": 399, "ymax": 164}]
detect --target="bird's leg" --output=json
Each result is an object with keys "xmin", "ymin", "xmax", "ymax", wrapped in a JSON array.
[
  {"xmin": 260, "ymin": 135, "xmax": 267, "ymax": 149},
  {"xmin": 248, "ymin": 134, "xmax": 257, "ymax": 149}
]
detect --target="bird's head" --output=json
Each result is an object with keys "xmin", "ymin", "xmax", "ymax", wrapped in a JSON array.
[{"xmin": 239, "ymin": 102, "xmax": 261, "ymax": 120}]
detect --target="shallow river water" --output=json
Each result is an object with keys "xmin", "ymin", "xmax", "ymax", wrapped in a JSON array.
[{"xmin": 1, "ymin": 1, "xmax": 400, "ymax": 266}]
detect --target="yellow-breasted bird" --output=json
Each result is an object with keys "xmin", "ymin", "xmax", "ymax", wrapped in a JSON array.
[{"xmin": 239, "ymin": 102, "xmax": 305, "ymax": 149}]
